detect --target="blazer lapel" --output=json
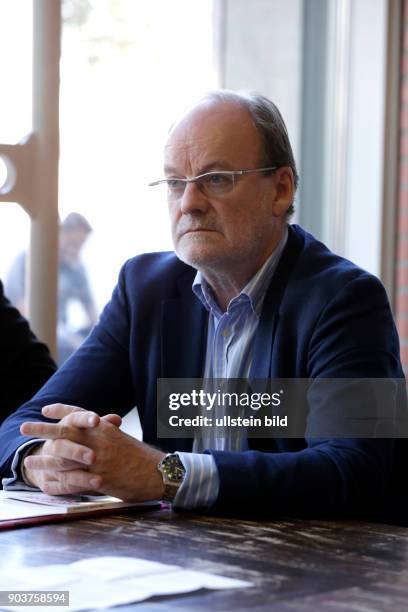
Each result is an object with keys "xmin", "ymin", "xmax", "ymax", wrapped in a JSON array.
[
  {"xmin": 159, "ymin": 273, "xmax": 207, "ymax": 453},
  {"xmin": 250, "ymin": 224, "xmax": 305, "ymax": 380},
  {"xmin": 248, "ymin": 225, "xmax": 304, "ymax": 451},
  {"xmin": 161, "ymin": 278, "xmax": 208, "ymax": 379}
]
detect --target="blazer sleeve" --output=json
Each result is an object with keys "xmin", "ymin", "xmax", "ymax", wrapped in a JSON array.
[
  {"xmin": 208, "ymin": 274, "xmax": 404, "ymax": 519},
  {"xmin": 0, "ymin": 281, "xmax": 57, "ymax": 425},
  {"xmin": 0, "ymin": 264, "xmax": 135, "ymax": 479}
]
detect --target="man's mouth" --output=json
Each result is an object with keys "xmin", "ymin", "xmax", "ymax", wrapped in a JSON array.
[{"xmin": 185, "ymin": 228, "xmax": 215, "ymax": 233}]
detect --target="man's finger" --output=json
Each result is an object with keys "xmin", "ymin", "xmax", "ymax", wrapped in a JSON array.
[
  {"xmin": 42, "ymin": 405, "xmax": 119, "ymax": 428},
  {"xmin": 21, "ymin": 421, "xmax": 61, "ymax": 439},
  {"xmin": 42, "ymin": 470, "xmax": 102, "ymax": 496},
  {"xmin": 42, "ymin": 404, "xmax": 85, "ymax": 420},
  {"xmin": 21, "ymin": 421, "xmax": 73, "ymax": 439},
  {"xmin": 21, "ymin": 418, "xmax": 98, "ymax": 439},
  {"xmin": 24, "ymin": 454, "xmax": 83, "ymax": 472},
  {"xmin": 47, "ymin": 438, "xmax": 95, "ymax": 465},
  {"xmin": 102, "ymin": 414, "xmax": 122, "ymax": 427},
  {"xmin": 64, "ymin": 410, "xmax": 100, "ymax": 429}
]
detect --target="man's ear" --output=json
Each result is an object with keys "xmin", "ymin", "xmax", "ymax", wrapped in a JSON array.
[{"xmin": 271, "ymin": 167, "xmax": 295, "ymax": 217}]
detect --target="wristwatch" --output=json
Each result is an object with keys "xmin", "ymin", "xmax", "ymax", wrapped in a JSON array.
[{"xmin": 157, "ymin": 453, "xmax": 186, "ymax": 502}]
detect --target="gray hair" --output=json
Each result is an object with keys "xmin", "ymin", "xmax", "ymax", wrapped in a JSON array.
[{"xmin": 197, "ymin": 90, "xmax": 298, "ymax": 216}]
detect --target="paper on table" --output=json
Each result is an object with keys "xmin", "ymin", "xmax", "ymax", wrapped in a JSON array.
[
  {"xmin": 0, "ymin": 497, "xmax": 61, "ymax": 521},
  {"xmin": 0, "ymin": 556, "xmax": 252, "ymax": 611},
  {"xmin": 0, "ymin": 491, "xmax": 157, "ymax": 515},
  {"xmin": 0, "ymin": 492, "xmax": 159, "ymax": 531}
]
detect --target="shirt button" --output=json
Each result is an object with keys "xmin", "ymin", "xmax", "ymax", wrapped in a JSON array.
[{"xmin": 222, "ymin": 329, "xmax": 230, "ymax": 337}]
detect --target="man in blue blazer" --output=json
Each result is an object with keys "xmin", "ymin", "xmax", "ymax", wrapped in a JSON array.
[{"xmin": 0, "ymin": 91, "xmax": 406, "ymax": 522}]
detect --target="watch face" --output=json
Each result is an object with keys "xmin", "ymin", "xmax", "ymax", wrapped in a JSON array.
[{"xmin": 161, "ymin": 454, "xmax": 185, "ymax": 482}]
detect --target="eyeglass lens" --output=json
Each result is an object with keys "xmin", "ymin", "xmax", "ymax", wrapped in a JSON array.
[{"xmin": 166, "ymin": 173, "xmax": 235, "ymax": 199}]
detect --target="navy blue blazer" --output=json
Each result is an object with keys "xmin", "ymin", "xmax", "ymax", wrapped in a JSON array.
[{"xmin": 1, "ymin": 225, "xmax": 406, "ymax": 522}]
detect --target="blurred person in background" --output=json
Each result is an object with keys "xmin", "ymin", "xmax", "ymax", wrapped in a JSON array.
[{"xmin": 5, "ymin": 212, "xmax": 98, "ymax": 364}]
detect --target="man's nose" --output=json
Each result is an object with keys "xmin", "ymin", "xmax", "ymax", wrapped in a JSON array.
[{"xmin": 179, "ymin": 180, "xmax": 209, "ymax": 214}]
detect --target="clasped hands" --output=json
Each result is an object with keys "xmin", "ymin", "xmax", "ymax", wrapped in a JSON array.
[{"xmin": 20, "ymin": 404, "xmax": 165, "ymax": 501}]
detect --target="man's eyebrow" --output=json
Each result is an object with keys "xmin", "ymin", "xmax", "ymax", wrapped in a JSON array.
[
  {"xmin": 163, "ymin": 161, "xmax": 234, "ymax": 176},
  {"xmin": 163, "ymin": 165, "xmax": 178, "ymax": 175}
]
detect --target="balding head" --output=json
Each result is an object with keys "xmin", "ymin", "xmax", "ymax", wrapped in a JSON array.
[{"xmin": 165, "ymin": 99, "xmax": 264, "ymax": 180}]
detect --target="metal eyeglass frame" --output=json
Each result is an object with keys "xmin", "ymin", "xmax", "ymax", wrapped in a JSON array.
[{"xmin": 148, "ymin": 166, "xmax": 278, "ymax": 196}]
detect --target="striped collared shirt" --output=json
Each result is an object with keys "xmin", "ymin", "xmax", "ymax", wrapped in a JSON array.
[{"xmin": 174, "ymin": 226, "xmax": 288, "ymax": 509}]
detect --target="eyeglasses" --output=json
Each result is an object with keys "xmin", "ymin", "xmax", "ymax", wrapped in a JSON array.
[{"xmin": 148, "ymin": 166, "xmax": 278, "ymax": 199}]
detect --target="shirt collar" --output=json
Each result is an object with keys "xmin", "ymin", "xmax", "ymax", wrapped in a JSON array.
[{"xmin": 192, "ymin": 225, "xmax": 288, "ymax": 317}]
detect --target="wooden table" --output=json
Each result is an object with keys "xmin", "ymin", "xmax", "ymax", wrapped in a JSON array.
[{"xmin": 1, "ymin": 508, "xmax": 408, "ymax": 611}]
